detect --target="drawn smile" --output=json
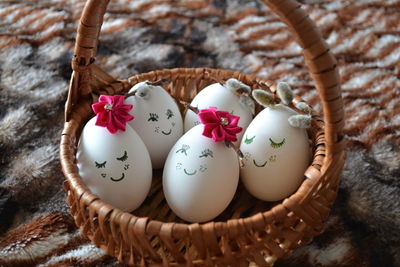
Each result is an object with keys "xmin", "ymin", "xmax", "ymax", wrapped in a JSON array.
[
  {"xmin": 110, "ymin": 173, "xmax": 125, "ymax": 182},
  {"xmin": 162, "ymin": 128, "xmax": 172, "ymax": 135},
  {"xmin": 253, "ymin": 159, "xmax": 268, "ymax": 168},
  {"xmin": 184, "ymin": 168, "xmax": 197, "ymax": 176}
]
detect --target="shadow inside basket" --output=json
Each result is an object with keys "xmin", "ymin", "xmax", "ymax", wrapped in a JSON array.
[{"xmin": 133, "ymin": 168, "xmax": 278, "ymax": 223}]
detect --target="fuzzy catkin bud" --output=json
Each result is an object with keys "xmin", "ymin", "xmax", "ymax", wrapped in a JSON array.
[
  {"xmin": 276, "ymin": 82, "xmax": 293, "ymax": 105},
  {"xmin": 239, "ymin": 95, "xmax": 255, "ymax": 115},
  {"xmin": 296, "ymin": 102, "xmax": 312, "ymax": 114},
  {"xmin": 252, "ymin": 89, "xmax": 276, "ymax": 108},
  {"xmin": 225, "ymin": 78, "xmax": 251, "ymax": 95},
  {"xmin": 288, "ymin": 114, "xmax": 312, "ymax": 128}
]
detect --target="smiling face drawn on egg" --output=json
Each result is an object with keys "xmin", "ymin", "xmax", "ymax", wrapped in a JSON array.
[
  {"xmin": 174, "ymin": 144, "xmax": 213, "ymax": 176},
  {"xmin": 94, "ymin": 150, "xmax": 131, "ymax": 182},
  {"xmin": 243, "ymin": 135, "xmax": 285, "ymax": 167},
  {"xmin": 148, "ymin": 109, "xmax": 177, "ymax": 136}
]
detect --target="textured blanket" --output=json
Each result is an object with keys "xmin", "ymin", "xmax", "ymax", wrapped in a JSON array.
[{"xmin": 0, "ymin": 0, "xmax": 399, "ymax": 266}]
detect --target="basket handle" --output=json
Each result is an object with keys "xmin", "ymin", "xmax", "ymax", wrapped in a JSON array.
[{"xmin": 70, "ymin": 0, "xmax": 344, "ymax": 159}]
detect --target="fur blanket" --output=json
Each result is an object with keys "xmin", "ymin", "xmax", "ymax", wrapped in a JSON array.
[{"xmin": 0, "ymin": 0, "xmax": 399, "ymax": 266}]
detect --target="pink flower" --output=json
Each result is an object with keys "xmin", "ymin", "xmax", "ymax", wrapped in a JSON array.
[
  {"xmin": 198, "ymin": 107, "xmax": 243, "ymax": 142},
  {"xmin": 92, "ymin": 95, "xmax": 134, "ymax": 134}
]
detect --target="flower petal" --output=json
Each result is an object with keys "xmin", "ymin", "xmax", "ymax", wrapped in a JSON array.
[
  {"xmin": 198, "ymin": 108, "xmax": 219, "ymax": 124},
  {"xmin": 215, "ymin": 110, "xmax": 230, "ymax": 119},
  {"xmin": 224, "ymin": 132, "xmax": 237, "ymax": 142},
  {"xmin": 106, "ymin": 122, "xmax": 118, "ymax": 134},
  {"xmin": 211, "ymin": 125, "xmax": 226, "ymax": 142},
  {"xmin": 198, "ymin": 107, "xmax": 242, "ymax": 142},
  {"xmin": 117, "ymin": 104, "xmax": 133, "ymax": 113},
  {"xmin": 92, "ymin": 102, "xmax": 105, "ymax": 114},
  {"xmin": 92, "ymin": 95, "xmax": 135, "ymax": 134},
  {"xmin": 95, "ymin": 112, "xmax": 109, "ymax": 127},
  {"xmin": 99, "ymin": 95, "xmax": 113, "ymax": 104},
  {"xmin": 226, "ymin": 114, "xmax": 240, "ymax": 126},
  {"xmin": 225, "ymin": 125, "xmax": 243, "ymax": 134},
  {"xmin": 111, "ymin": 115, "xmax": 126, "ymax": 132},
  {"xmin": 113, "ymin": 95, "xmax": 125, "ymax": 107},
  {"xmin": 202, "ymin": 123, "xmax": 218, "ymax": 138}
]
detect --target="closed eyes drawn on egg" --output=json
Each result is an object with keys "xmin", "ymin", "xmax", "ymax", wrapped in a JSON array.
[
  {"xmin": 95, "ymin": 161, "xmax": 106, "ymax": 168},
  {"xmin": 148, "ymin": 113, "xmax": 159, "ymax": 122},
  {"xmin": 244, "ymin": 135, "xmax": 255, "ymax": 144},
  {"xmin": 166, "ymin": 109, "xmax": 174, "ymax": 119},
  {"xmin": 176, "ymin": 144, "xmax": 190, "ymax": 155},
  {"xmin": 199, "ymin": 149, "xmax": 213, "ymax": 158},
  {"xmin": 269, "ymin": 138, "xmax": 285, "ymax": 149},
  {"xmin": 116, "ymin": 151, "xmax": 128, "ymax": 161}
]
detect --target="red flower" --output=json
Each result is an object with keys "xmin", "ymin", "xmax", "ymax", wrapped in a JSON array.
[
  {"xmin": 198, "ymin": 107, "xmax": 243, "ymax": 142},
  {"xmin": 92, "ymin": 95, "xmax": 134, "ymax": 134}
]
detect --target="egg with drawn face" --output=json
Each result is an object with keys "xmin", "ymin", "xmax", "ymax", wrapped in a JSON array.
[
  {"xmin": 125, "ymin": 82, "xmax": 183, "ymax": 169},
  {"xmin": 240, "ymin": 104, "xmax": 311, "ymax": 201},
  {"xmin": 163, "ymin": 125, "xmax": 239, "ymax": 223},
  {"xmin": 76, "ymin": 117, "xmax": 152, "ymax": 212},
  {"xmin": 184, "ymin": 82, "xmax": 254, "ymax": 145}
]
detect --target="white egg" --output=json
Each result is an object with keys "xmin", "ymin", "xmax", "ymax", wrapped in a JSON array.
[
  {"xmin": 239, "ymin": 104, "xmax": 311, "ymax": 201},
  {"xmin": 76, "ymin": 117, "xmax": 152, "ymax": 212},
  {"xmin": 184, "ymin": 83, "xmax": 253, "ymax": 144},
  {"xmin": 163, "ymin": 125, "xmax": 239, "ymax": 223},
  {"xmin": 125, "ymin": 82, "xmax": 183, "ymax": 169}
]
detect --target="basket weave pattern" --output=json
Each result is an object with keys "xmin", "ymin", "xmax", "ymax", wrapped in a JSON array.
[{"xmin": 60, "ymin": 0, "xmax": 345, "ymax": 266}]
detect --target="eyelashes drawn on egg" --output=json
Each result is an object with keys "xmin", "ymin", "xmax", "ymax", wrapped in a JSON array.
[
  {"xmin": 95, "ymin": 161, "xmax": 106, "ymax": 168},
  {"xmin": 269, "ymin": 138, "xmax": 285, "ymax": 149},
  {"xmin": 148, "ymin": 113, "xmax": 159, "ymax": 122},
  {"xmin": 176, "ymin": 144, "xmax": 190, "ymax": 155},
  {"xmin": 166, "ymin": 109, "xmax": 174, "ymax": 119},
  {"xmin": 116, "ymin": 150, "xmax": 128, "ymax": 161},
  {"xmin": 199, "ymin": 149, "xmax": 213, "ymax": 158},
  {"xmin": 244, "ymin": 135, "xmax": 255, "ymax": 144},
  {"xmin": 94, "ymin": 151, "xmax": 129, "ymax": 182}
]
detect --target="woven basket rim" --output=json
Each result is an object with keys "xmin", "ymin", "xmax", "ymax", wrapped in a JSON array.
[{"xmin": 61, "ymin": 67, "xmax": 329, "ymax": 232}]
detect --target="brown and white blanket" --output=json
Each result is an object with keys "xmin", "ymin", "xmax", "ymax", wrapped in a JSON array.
[{"xmin": 0, "ymin": 0, "xmax": 399, "ymax": 266}]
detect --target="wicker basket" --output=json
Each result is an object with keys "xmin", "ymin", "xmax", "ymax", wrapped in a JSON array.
[{"xmin": 60, "ymin": 0, "xmax": 345, "ymax": 266}]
